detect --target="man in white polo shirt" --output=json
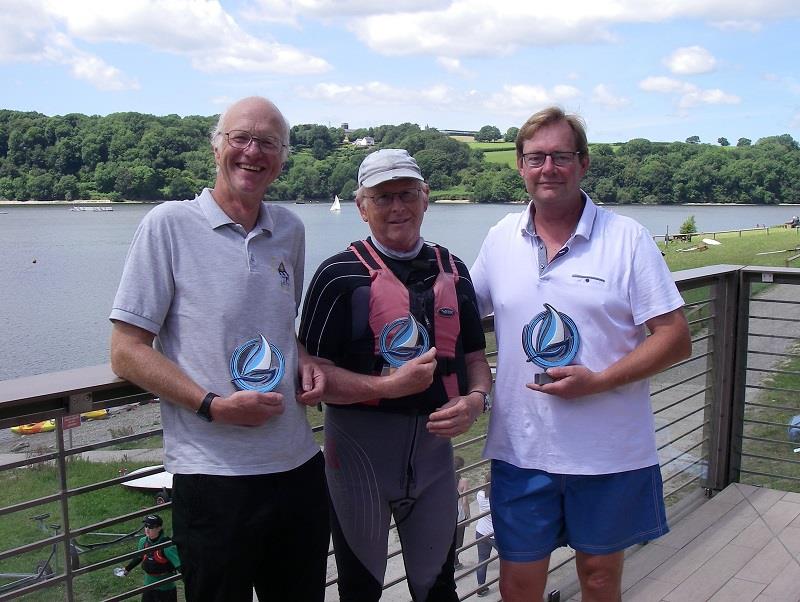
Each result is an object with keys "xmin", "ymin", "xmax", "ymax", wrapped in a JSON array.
[
  {"xmin": 109, "ymin": 96, "xmax": 328, "ymax": 602},
  {"xmin": 470, "ymin": 107, "xmax": 691, "ymax": 602}
]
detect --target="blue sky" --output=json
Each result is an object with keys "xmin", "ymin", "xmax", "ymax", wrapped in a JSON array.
[{"xmin": 1, "ymin": 0, "xmax": 799, "ymax": 144}]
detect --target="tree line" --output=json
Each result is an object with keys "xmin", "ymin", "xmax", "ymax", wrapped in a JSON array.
[{"xmin": 0, "ymin": 109, "xmax": 797, "ymax": 204}]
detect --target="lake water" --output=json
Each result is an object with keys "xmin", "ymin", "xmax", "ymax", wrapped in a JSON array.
[{"xmin": 0, "ymin": 201, "xmax": 795, "ymax": 381}]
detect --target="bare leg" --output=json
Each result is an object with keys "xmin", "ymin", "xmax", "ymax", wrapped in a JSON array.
[
  {"xmin": 498, "ymin": 556, "xmax": 550, "ymax": 602},
  {"xmin": 575, "ymin": 550, "xmax": 624, "ymax": 602}
]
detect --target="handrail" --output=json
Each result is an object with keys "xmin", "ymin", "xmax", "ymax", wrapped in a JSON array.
[{"xmin": 2, "ymin": 264, "xmax": 799, "ymax": 600}]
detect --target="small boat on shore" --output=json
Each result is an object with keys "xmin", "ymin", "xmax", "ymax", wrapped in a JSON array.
[
  {"xmin": 11, "ymin": 420, "xmax": 56, "ymax": 435},
  {"xmin": 70, "ymin": 206, "xmax": 113, "ymax": 212}
]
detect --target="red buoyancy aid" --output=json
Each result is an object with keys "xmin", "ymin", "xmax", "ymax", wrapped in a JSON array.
[
  {"xmin": 141, "ymin": 537, "xmax": 175, "ymax": 576},
  {"xmin": 349, "ymin": 239, "xmax": 461, "ymax": 400}
]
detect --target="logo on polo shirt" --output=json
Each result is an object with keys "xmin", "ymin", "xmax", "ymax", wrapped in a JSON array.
[
  {"xmin": 230, "ymin": 333, "xmax": 285, "ymax": 392},
  {"xmin": 278, "ymin": 262, "xmax": 289, "ymax": 287},
  {"xmin": 379, "ymin": 313, "xmax": 431, "ymax": 368},
  {"xmin": 522, "ymin": 304, "xmax": 580, "ymax": 369}
]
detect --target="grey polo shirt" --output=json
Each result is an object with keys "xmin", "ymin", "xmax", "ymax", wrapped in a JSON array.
[{"xmin": 110, "ymin": 188, "xmax": 319, "ymax": 475}]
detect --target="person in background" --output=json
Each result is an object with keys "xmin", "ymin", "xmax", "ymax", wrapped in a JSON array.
[
  {"xmin": 117, "ymin": 514, "xmax": 181, "ymax": 602},
  {"xmin": 470, "ymin": 106, "xmax": 691, "ymax": 601},
  {"xmin": 109, "ymin": 96, "xmax": 329, "ymax": 602},
  {"xmin": 299, "ymin": 149, "xmax": 493, "ymax": 601},
  {"xmin": 474, "ymin": 483, "xmax": 497, "ymax": 597},
  {"xmin": 454, "ymin": 455, "xmax": 470, "ymax": 570}
]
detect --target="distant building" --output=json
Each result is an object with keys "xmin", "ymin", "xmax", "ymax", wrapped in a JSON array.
[{"xmin": 353, "ymin": 137, "xmax": 375, "ymax": 147}]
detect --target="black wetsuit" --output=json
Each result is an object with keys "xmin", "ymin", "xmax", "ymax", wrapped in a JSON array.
[{"xmin": 299, "ymin": 239, "xmax": 485, "ymax": 601}]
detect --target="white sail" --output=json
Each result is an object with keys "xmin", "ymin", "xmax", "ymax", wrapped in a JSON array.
[
  {"xmin": 330, "ymin": 195, "xmax": 341, "ymax": 212},
  {"xmin": 251, "ymin": 334, "xmax": 273, "ymax": 371}
]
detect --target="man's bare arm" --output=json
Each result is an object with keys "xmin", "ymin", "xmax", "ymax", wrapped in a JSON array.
[
  {"xmin": 528, "ymin": 307, "xmax": 691, "ymax": 399},
  {"xmin": 110, "ymin": 321, "xmax": 284, "ymax": 425},
  {"xmin": 318, "ymin": 347, "xmax": 438, "ymax": 405}
]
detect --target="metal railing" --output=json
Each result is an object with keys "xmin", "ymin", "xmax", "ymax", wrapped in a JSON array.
[{"xmin": 2, "ymin": 264, "xmax": 799, "ymax": 600}]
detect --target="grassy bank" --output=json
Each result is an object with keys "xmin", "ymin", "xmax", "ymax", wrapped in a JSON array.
[
  {"xmin": 0, "ymin": 460, "xmax": 180, "ymax": 600},
  {"xmin": 659, "ymin": 227, "xmax": 800, "ymax": 271}
]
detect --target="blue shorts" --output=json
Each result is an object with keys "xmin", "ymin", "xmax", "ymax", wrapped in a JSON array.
[{"xmin": 491, "ymin": 460, "xmax": 669, "ymax": 563}]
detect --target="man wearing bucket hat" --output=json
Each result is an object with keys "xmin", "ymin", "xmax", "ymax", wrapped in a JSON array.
[
  {"xmin": 300, "ymin": 148, "xmax": 493, "ymax": 601},
  {"xmin": 117, "ymin": 514, "xmax": 181, "ymax": 601}
]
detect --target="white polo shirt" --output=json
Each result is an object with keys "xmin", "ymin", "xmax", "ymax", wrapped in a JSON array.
[{"xmin": 470, "ymin": 194, "xmax": 684, "ymax": 474}]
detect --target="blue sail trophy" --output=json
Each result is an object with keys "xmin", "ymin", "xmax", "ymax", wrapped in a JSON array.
[
  {"xmin": 230, "ymin": 333, "xmax": 285, "ymax": 392},
  {"xmin": 522, "ymin": 304, "xmax": 580, "ymax": 384},
  {"xmin": 379, "ymin": 313, "xmax": 431, "ymax": 368}
]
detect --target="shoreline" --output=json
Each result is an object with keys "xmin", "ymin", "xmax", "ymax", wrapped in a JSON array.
[{"xmin": 2, "ymin": 198, "xmax": 798, "ymax": 207}]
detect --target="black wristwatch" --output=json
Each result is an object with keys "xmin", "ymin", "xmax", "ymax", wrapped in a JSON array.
[
  {"xmin": 196, "ymin": 392, "xmax": 218, "ymax": 422},
  {"xmin": 470, "ymin": 390, "xmax": 491, "ymax": 413}
]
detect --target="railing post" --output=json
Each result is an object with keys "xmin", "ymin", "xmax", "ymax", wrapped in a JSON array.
[
  {"xmin": 727, "ymin": 270, "xmax": 754, "ymax": 485},
  {"xmin": 704, "ymin": 268, "xmax": 741, "ymax": 491}
]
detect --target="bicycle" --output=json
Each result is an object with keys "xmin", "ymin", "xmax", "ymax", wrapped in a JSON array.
[{"xmin": 0, "ymin": 513, "xmax": 61, "ymax": 595}]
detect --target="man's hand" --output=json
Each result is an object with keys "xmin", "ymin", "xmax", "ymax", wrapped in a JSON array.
[
  {"xmin": 427, "ymin": 392, "xmax": 482, "ymax": 438},
  {"xmin": 526, "ymin": 365, "xmax": 602, "ymax": 399},
  {"xmin": 210, "ymin": 390, "xmax": 284, "ymax": 425},
  {"xmin": 296, "ymin": 355, "xmax": 326, "ymax": 406},
  {"xmin": 386, "ymin": 347, "xmax": 438, "ymax": 398}
]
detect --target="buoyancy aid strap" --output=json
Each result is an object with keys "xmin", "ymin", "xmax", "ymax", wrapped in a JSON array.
[
  {"xmin": 349, "ymin": 240, "xmax": 382, "ymax": 274},
  {"xmin": 432, "ymin": 245, "xmax": 461, "ymax": 400},
  {"xmin": 433, "ymin": 244, "xmax": 460, "ymax": 283},
  {"xmin": 350, "ymin": 240, "xmax": 411, "ymax": 358}
]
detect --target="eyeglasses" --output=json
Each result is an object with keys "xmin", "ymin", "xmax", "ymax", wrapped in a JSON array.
[
  {"xmin": 224, "ymin": 130, "xmax": 286, "ymax": 155},
  {"xmin": 366, "ymin": 189, "xmax": 421, "ymax": 207},
  {"xmin": 521, "ymin": 151, "xmax": 581, "ymax": 168}
]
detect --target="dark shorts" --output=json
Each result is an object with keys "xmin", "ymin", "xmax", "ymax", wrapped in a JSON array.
[
  {"xmin": 491, "ymin": 460, "xmax": 669, "ymax": 563},
  {"xmin": 172, "ymin": 452, "xmax": 329, "ymax": 602}
]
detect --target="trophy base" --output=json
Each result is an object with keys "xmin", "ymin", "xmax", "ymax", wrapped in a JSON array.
[{"xmin": 534, "ymin": 373, "xmax": 553, "ymax": 385}]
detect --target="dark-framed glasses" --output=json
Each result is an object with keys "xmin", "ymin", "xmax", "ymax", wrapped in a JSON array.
[
  {"xmin": 366, "ymin": 189, "xmax": 421, "ymax": 207},
  {"xmin": 521, "ymin": 151, "xmax": 581, "ymax": 168},
  {"xmin": 225, "ymin": 130, "xmax": 286, "ymax": 155}
]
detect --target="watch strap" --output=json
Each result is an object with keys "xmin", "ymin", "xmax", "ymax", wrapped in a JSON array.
[
  {"xmin": 469, "ymin": 390, "xmax": 491, "ymax": 413},
  {"xmin": 197, "ymin": 392, "xmax": 218, "ymax": 422}
]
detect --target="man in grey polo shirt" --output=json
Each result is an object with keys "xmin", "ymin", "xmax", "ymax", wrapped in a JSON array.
[{"xmin": 109, "ymin": 96, "xmax": 328, "ymax": 602}]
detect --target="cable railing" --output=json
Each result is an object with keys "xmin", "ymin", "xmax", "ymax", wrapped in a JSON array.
[{"xmin": 2, "ymin": 265, "xmax": 799, "ymax": 600}]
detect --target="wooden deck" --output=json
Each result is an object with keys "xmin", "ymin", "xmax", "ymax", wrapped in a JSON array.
[{"xmin": 553, "ymin": 483, "xmax": 800, "ymax": 601}]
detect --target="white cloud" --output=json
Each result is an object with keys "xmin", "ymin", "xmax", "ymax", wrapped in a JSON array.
[
  {"xmin": 763, "ymin": 73, "xmax": 800, "ymax": 95},
  {"xmin": 639, "ymin": 76, "xmax": 693, "ymax": 94},
  {"xmin": 436, "ymin": 57, "xmax": 474, "ymax": 77},
  {"xmin": 484, "ymin": 84, "xmax": 580, "ymax": 114},
  {"xmin": 297, "ymin": 81, "xmax": 461, "ymax": 106},
  {"xmin": 592, "ymin": 84, "xmax": 629, "ymax": 109},
  {"xmin": 711, "ymin": 19, "xmax": 763, "ymax": 32},
  {"xmin": 664, "ymin": 46, "xmax": 717, "ymax": 75},
  {"xmin": 248, "ymin": 0, "xmax": 449, "ymax": 21},
  {"xmin": 328, "ymin": 0, "xmax": 800, "ymax": 59},
  {"xmin": 41, "ymin": 0, "xmax": 331, "ymax": 75},
  {"xmin": 640, "ymin": 75, "xmax": 739, "ymax": 110},
  {"xmin": 678, "ymin": 88, "xmax": 740, "ymax": 108},
  {"xmin": 0, "ymin": 2, "xmax": 138, "ymax": 90}
]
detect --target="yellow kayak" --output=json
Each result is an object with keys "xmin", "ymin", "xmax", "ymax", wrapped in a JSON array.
[
  {"xmin": 81, "ymin": 409, "xmax": 109, "ymax": 421},
  {"xmin": 11, "ymin": 420, "xmax": 56, "ymax": 435}
]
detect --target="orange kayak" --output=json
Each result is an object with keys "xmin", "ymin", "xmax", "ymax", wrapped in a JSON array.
[{"xmin": 11, "ymin": 420, "xmax": 56, "ymax": 435}]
